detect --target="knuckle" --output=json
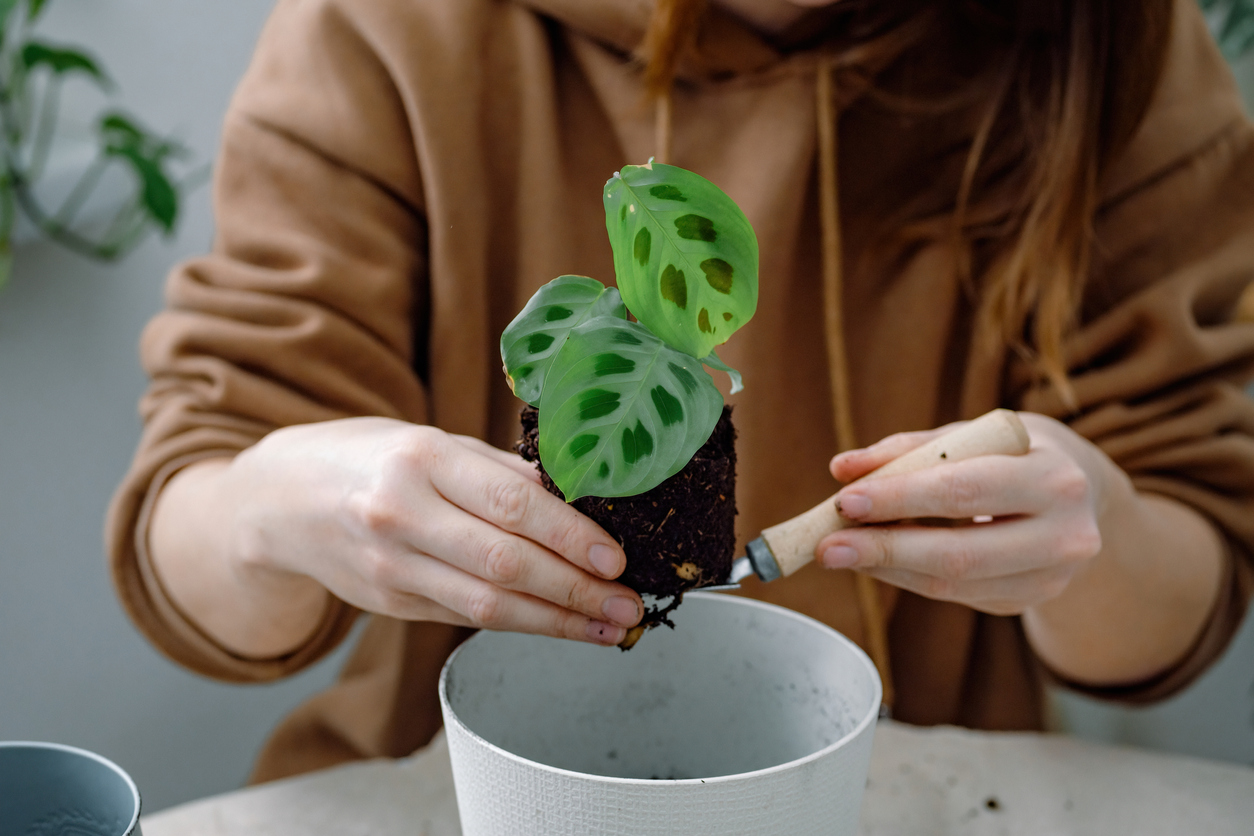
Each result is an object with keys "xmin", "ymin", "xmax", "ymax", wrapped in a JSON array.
[
  {"xmin": 875, "ymin": 530, "xmax": 899, "ymax": 570},
  {"xmin": 1047, "ymin": 462, "xmax": 1091, "ymax": 505},
  {"xmin": 361, "ymin": 548, "xmax": 401, "ymax": 590},
  {"xmin": 1040, "ymin": 573, "xmax": 1072, "ymax": 601},
  {"xmin": 374, "ymin": 585, "xmax": 416, "ymax": 616},
  {"xmin": 923, "ymin": 574, "xmax": 959, "ymax": 601},
  {"xmin": 484, "ymin": 477, "xmax": 531, "ymax": 529},
  {"xmin": 559, "ymin": 610, "xmax": 591, "ymax": 642},
  {"xmin": 348, "ymin": 487, "xmax": 402, "ymax": 535},
  {"xmin": 482, "ymin": 539, "xmax": 524, "ymax": 586},
  {"xmin": 877, "ymin": 432, "xmax": 911, "ymax": 451},
  {"xmin": 1058, "ymin": 521, "xmax": 1102, "ymax": 564},
  {"xmin": 983, "ymin": 600, "xmax": 1023, "ymax": 617},
  {"xmin": 400, "ymin": 425, "xmax": 444, "ymax": 464},
  {"xmin": 937, "ymin": 545, "xmax": 977, "ymax": 580},
  {"xmin": 942, "ymin": 471, "xmax": 982, "ymax": 514},
  {"xmin": 563, "ymin": 575, "xmax": 596, "ymax": 613},
  {"xmin": 863, "ymin": 529, "xmax": 894, "ymax": 570},
  {"xmin": 548, "ymin": 518, "xmax": 584, "ymax": 560},
  {"xmin": 465, "ymin": 586, "xmax": 506, "ymax": 628}
]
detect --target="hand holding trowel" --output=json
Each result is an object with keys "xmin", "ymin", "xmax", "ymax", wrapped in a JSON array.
[{"xmin": 709, "ymin": 408, "xmax": 1031, "ymax": 588}]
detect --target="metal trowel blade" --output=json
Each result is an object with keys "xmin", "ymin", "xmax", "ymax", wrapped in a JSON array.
[{"xmin": 694, "ymin": 553, "xmax": 757, "ymax": 592}]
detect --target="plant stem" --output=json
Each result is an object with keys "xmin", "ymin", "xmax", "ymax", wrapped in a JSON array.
[
  {"xmin": 0, "ymin": 177, "xmax": 15, "ymax": 243},
  {"xmin": 0, "ymin": 180, "xmax": 14, "ymax": 289},
  {"xmin": 98, "ymin": 195, "xmax": 141, "ymax": 245},
  {"xmin": 26, "ymin": 73, "xmax": 59, "ymax": 181},
  {"xmin": 107, "ymin": 208, "xmax": 153, "ymax": 256},
  {"xmin": 53, "ymin": 149, "xmax": 106, "ymax": 225},
  {"xmin": 11, "ymin": 176, "xmax": 120, "ymax": 259}
]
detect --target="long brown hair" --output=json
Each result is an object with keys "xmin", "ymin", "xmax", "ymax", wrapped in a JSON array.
[{"xmin": 641, "ymin": 0, "xmax": 1173, "ymax": 404}]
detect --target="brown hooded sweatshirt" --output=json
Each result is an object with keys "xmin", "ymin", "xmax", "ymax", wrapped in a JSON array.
[{"xmin": 107, "ymin": 0, "xmax": 1254, "ymax": 783}]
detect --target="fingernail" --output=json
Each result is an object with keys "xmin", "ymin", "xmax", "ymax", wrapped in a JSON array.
[
  {"xmin": 837, "ymin": 492, "xmax": 871, "ymax": 519},
  {"xmin": 587, "ymin": 621, "xmax": 626, "ymax": 645},
  {"xmin": 602, "ymin": 596, "xmax": 640, "ymax": 627},
  {"xmin": 588, "ymin": 544, "xmax": 621, "ymax": 577},
  {"xmin": 823, "ymin": 545, "xmax": 859, "ymax": 569}
]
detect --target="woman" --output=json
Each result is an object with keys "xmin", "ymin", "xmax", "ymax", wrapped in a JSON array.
[{"xmin": 108, "ymin": 0, "xmax": 1254, "ymax": 782}]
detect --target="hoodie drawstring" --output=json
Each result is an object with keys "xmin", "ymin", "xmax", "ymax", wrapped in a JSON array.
[
  {"xmin": 816, "ymin": 57, "xmax": 894, "ymax": 709},
  {"xmin": 652, "ymin": 59, "xmax": 895, "ymax": 708},
  {"xmin": 654, "ymin": 94, "xmax": 673, "ymax": 165}
]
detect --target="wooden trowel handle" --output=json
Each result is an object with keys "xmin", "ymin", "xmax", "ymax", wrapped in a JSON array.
[{"xmin": 759, "ymin": 409, "xmax": 1031, "ymax": 579}]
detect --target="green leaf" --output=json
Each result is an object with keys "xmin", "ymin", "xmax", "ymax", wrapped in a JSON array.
[
  {"xmin": 1219, "ymin": 3, "xmax": 1254, "ymax": 58},
  {"xmin": 106, "ymin": 145, "xmax": 178, "ymax": 232},
  {"xmin": 500, "ymin": 275, "xmax": 627, "ymax": 406},
  {"xmin": 100, "ymin": 112, "xmax": 145, "ymax": 148},
  {"xmin": 0, "ymin": 0, "xmax": 20, "ymax": 28},
  {"xmin": 21, "ymin": 41, "xmax": 107, "ymax": 85},
  {"xmin": 539, "ymin": 315, "xmax": 724, "ymax": 501},
  {"xmin": 700, "ymin": 350, "xmax": 744, "ymax": 395},
  {"xmin": 1203, "ymin": 0, "xmax": 1254, "ymax": 59},
  {"xmin": 26, "ymin": 0, "xmax": 48, "ymax": 21},
  {"xmin": 603, "ymin": 161, "xmax": 758, "ymax": 359},
  {"xmin": 96, "ymin": 112, "xmax": 187, "ymax": 233},
  {"xmin": 100, "ymin": 111, "xmax": 188, "ymax": 161}
]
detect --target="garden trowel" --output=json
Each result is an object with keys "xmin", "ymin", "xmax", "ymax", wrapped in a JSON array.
[{"xmin": 706, "ymin": 408, "xmax": 1032, "ymax": 589}]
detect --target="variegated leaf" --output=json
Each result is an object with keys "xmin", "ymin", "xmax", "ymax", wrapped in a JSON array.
[
  {"xmin": 500, "ymin": 275, "xmax": 626, "ymax": 406},
  {"xmin": 603, "ymin": 161, "xmax": 758, "ymax": 359},
  {"xmin": 539, "ymin": 315, "xmax": 723, "ymax": 501}
]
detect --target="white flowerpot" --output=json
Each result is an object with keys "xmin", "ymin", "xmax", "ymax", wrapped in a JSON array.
[{"xmin": 439, "ymin": 592, "xmax": 881, "ymax": 836}]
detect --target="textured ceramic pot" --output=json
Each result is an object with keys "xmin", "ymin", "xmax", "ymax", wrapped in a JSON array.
[
  {"xmin": 439, "ymin": 592, "xmax": 881, "ymax": 836},
  {"xmin": 0, "ymin": 741, "xmax": 142, "ymax": 836}
]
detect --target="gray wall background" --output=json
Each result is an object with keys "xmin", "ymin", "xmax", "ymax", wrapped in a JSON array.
[
  {"xmin": 0, "ymin": 0, "xmax": 1252, "ymax": 815},
  {"xmin": 0, "ymin": 0, "xmax": 355, "ymax": 814}
]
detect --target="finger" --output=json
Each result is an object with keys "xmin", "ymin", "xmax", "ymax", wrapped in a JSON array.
[
  {"xmin": 415, "ymin": 504, "xmax": 642, "ymax": 628},
  {"xmin": 816, "ymin": 516, "xmax": 1079, "ymax": 581},
  {"xmin": 859, "ymin": 564, "xmax": 1076, "ymax": 614},
  {"xmin": 833, "ymin": 450, "xmax": 1061, "ymax": 524},
  {"xmin": 371, "ymin": 590, "xmax": 477, "ymax": 628},
  {"xmin": 412, "ymin": 553, "xmax": 627, "ymax": 645},
  {"xmin": 829, "ymin": 427, "xmax": 950, "ymax": 483},
  {"xmin": 430, "ymin": 443, "xmax": 626, "ymax": 580},
  {"xmin": 449, "ymin": 434, "xmax": 542, "ymax": 483}
]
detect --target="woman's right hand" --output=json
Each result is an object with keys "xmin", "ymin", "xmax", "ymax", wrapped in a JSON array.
[{"xmin": 150, "ymin": 417, "xmax": 643, "ymax": 658}]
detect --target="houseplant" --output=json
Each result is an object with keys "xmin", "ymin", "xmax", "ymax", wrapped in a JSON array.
[
  {"xmin": 0, "ymin": 0, "xmax": 198, "ymax": 288},
  {"xmin": 501, "ymin": 160, "xmax": 758, "ymax": 639},
  {"xmin": 1201, "ymin": 0, "xmax": 1254, "ymax": 60}
]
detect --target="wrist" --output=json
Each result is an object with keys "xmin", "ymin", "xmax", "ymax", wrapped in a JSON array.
[
  {"xmin": 1024, "ymin": 487, "xmax": 1225, "ymax": 686},
  {"xmin": 154, "ymin": 449, "xmax": 331, "ymax": 659},
  {"xmin": 219, "ymin": 448, "xmax": 331, "ymax": 626}
]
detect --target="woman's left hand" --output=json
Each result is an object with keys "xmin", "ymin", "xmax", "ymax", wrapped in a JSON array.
[{"xmin": 816, "ymin": 412, "xmax": 1130, "ymax": 616}]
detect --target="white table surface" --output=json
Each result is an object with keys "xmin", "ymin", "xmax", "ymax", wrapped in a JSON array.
[{"xmin": 144, "ymin": 720, "xmax": 1254, "ymax": 836}]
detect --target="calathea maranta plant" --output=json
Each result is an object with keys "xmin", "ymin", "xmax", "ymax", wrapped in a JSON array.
[{"xmin": 501, "ymin": 161, "xmax": 758, "ymax": 502}]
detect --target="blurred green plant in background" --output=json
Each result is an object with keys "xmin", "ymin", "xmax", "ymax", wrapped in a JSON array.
[
  {"xmin": 0, "ymin": 0, "xmax": 201, "ymax": 288},
  {"xmin": 1201, "ymin": 0, "xmax": 1254, "ymax": 60}
]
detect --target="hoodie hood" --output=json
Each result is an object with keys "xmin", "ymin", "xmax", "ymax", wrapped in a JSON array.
[{"xmin": 514, "ymin": 0, "xmax": 784, "ymax": 81}]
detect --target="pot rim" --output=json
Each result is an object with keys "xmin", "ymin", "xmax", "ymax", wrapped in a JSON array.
[
  {"xmin": 438, "ymin": 591, "xmax": 882, "ymax": 786},
  {"xmin": 0, "ymin": 740, "xmax": 141, "ymax": 835}
]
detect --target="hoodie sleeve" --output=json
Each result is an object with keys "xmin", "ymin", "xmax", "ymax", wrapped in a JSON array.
[
  {"xmin": 105, "ymin": 0, "xmax": 430, "ymax": 682},
  {"xmin": 1015, "ymin": 2, "xmax": 1254, "ymax": 702}
]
